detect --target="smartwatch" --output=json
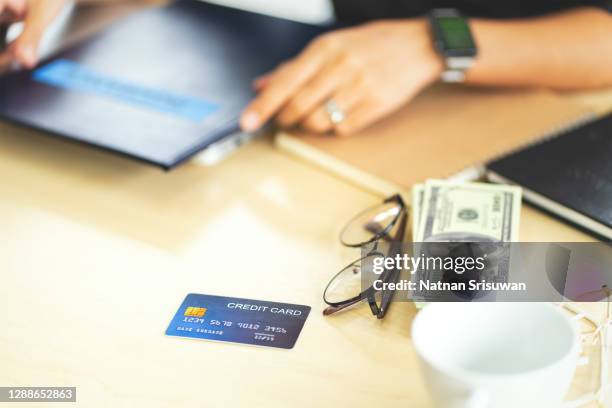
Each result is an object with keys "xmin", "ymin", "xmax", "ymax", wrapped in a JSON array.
[{"xmin": 428, "ymin": 9, "xmax": 478, "ymax": 83}]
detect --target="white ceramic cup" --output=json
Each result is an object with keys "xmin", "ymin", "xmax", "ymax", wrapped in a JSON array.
[{"xmin": 411, "ymin": 303, "xmax": 579, "ymax": 408}]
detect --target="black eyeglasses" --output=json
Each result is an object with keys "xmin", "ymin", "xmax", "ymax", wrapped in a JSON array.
[{"xmin": 323, "ymin": 195, "xmax": 408, "ymax": 319}]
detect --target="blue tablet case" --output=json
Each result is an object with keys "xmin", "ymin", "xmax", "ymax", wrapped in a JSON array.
[{"xmin": 0, "ymin": 0, "xmax": 325, "ymax": 168}]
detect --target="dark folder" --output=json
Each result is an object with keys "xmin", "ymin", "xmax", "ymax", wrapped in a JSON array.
[
  {"xmin": 0, "ymin": 0, "xmax": 324, "ymax": 168},
  {"xmin": 487, "ymin": 113, "xmax": 612, "ymax": 241}
]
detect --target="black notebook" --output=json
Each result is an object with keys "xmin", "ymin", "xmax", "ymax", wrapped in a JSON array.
[
  {"xmin": 487, "ymin": 113, "xmax": 612, "ymax": 241},
  {"xmin": 0, "ymin": 0, "xmax": 324, "ymax": 168}
]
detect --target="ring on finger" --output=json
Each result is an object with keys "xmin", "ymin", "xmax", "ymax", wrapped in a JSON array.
[{"xmin": 324, "ymin": 99, "xmax": 346, "ymax": 125}]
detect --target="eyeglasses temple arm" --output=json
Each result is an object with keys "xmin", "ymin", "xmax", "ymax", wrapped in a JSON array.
[
  {"xmin": 323, "ymin": 297, "xmax": 363, "ymax": 316},
  {"xmin": 377, "ymin": 212, "xmax": 409, "ymax": 318}
]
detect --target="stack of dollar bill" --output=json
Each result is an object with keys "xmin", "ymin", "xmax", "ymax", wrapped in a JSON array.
[
  {"xmin": 411, "ymin": 180, "xmax": 523, "ymax": 242},
  {"xmin": 410, "ymin": 180, "xmax": 522, "ymax": 306}
]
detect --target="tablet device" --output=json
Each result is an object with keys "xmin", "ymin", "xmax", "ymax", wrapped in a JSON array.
[{"xmin": 0, "ymin": 0, "xmax": 325, "ymax": 168}]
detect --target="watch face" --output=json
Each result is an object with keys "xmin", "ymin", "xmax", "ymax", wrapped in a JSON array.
[{"xmin": 438, "ymin": 16, "xmax": 476, "ymax": 52}]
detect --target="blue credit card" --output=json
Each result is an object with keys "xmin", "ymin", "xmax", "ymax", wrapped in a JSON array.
[
  {"xmin": 165, "ymin": 294, "xmax": 311, "ymax": 349},
  {"xmin": 33, "ymin": 59, "xmax": 219, "ymax": 122}
]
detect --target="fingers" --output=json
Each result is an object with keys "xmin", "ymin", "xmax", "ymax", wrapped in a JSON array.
[
  {"xmin": 252, "ymin": 73, "xmax": 271, "ymax": 91},
  {"xmin": 0, "ymin": 0, "xmax": 26, "ymax": 23},
  {"xmin": 300, "ymin": 85, "xmax": 362, "ymax": 134},
  {"xmin": 275, "ymin": 56, "xmax": 353, "ymax": 127},
  {"xmin": 0, "ymin": 0, "xmax": 27, "ymax": 69},
  {"xmin": 240, "ymin": 35, "xmax": 334, "ymax": 132},
  {"xmin": 0, "ymin": 0, "xmax": 27, "ymax": 16},
  {"xmin": 333, "ymin": 102, "xmax": 393, "ymax": 136},
  {"xmin": 4, "ymin": 0, "xmax": 66, "ymax": 69}
]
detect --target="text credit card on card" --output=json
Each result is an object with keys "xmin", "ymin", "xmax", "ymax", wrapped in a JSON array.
[{"xmin": 165, "ymin": 294, "xmax": 311, "ymax": 349}]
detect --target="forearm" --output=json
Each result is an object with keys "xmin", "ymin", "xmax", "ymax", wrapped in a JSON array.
[{"xmin": 466, "ymin": 7, "xmax": 612, "ymax": 90}]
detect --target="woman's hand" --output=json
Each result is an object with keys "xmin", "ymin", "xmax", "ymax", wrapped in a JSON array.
[
  {"xmin": 0, "ymin": 0, "xmax": 68, "ymax": 69},
  {"xmin": 241, "ymin": 19, "xmax": 443, "ymax": 136}
]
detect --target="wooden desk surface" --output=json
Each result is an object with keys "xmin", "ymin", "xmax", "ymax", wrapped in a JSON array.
[{"xmin": 0, "ymin": 3, "xmax": 610, "ymax": 407}]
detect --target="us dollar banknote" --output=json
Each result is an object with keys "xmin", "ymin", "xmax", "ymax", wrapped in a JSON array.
[
  {"xmin": 410, "ymin": 180, "xmax": 522, "ymax": 302},
  {"xmin": 411, "ymin": 183, "xmax": 425, "ymax": 241},
  {"xmin": 414, "ymin": 180, "xmax": 522, "ymax": 242}
]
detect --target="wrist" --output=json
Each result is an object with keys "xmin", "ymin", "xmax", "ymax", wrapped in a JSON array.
[
  {"xmin": 414, "ymin": 18, "xmax": 445, "ymax": 83},
  {"xmin": 388, "ymin": 18, "xmax": 445, "ymax": 84}
]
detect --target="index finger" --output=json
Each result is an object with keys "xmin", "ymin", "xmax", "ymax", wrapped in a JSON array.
[
  {"xmin": 240, "ymin": 38, "xmax": 332, "ymax": 132},
  {"xmin": 12, "ymin": 0, "xmax": 65, "ymax": 68}
]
